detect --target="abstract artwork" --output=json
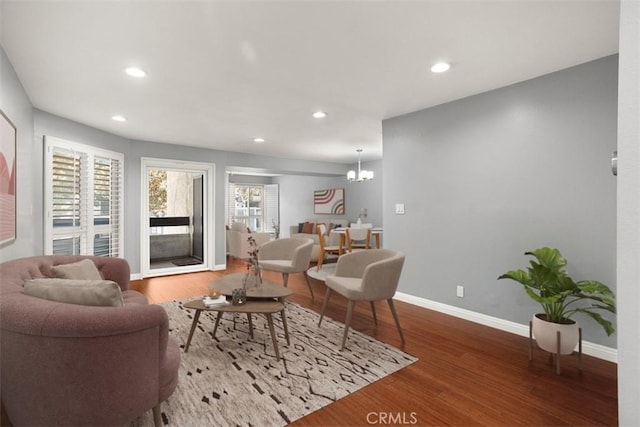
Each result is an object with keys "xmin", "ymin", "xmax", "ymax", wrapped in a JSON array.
[
  {"xmin": 0, "ymin": 109, "xmax": 16, "ymax": 246},
  {"xmin": 314, "ymin": 188, "xmax": 344, "ymax": 215}
]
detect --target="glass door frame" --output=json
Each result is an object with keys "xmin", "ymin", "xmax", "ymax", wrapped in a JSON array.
[{"xmin": 140, "ymin": 157, "xmax": 215, "ymax": 278}]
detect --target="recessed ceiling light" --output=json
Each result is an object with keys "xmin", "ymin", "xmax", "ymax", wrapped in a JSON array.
[
  {"xmin": 312, "ymin": 111, "xmax": 327, "ymax": 119},
  {"xmin": 253, "ymin": 137, "xmax": 265, "ymax": 143},
  {"xmin": 431, "ymin": 62, "xmax": 451, "ymax": 73},
  {"xmin": 124, "ymin": 67, "xmax": 146, "ymax": 78},
  {"xmin": 112, "ymin": 115, "xmax": 127, "ymax": 122}
]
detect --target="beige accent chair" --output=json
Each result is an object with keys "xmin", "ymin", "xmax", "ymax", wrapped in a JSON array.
[
  {"xmin": 318, "ymin": 249, "xmax": 406, "ymax": 350},
  {"xmin": 258, "ymin": 237, "xmax": 315, "ymax": 298},
  {"xmin": 227, "ymin": 222, "xmax": 271, "ymax": 262},
  {"xmin": 316, "ymin": 223, "xmax": 345, "ymax": 271}
]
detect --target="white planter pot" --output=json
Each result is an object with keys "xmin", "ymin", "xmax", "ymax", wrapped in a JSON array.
[{"xmin": 531, "ymin": 313, "xmax": 579, "ymax": 355}]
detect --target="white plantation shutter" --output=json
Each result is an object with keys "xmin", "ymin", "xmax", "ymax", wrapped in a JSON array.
[
  {"xmin": 264, "ymin": 184, "xmax": 279, "ymax": 232},
  {"xmin": 48, "ymin": 147, "xmax": 86, "ymax": 254},
  {"xmin": 227, "ymin": 182, "xmax": 236, "ymax": 225},
  {"xmin": 93, "ymin": 155, "xmax": 121, "ymax": 256},
  {"xmin": 45, "ymin": 137, "xmax": 124, "ymax": 257}
]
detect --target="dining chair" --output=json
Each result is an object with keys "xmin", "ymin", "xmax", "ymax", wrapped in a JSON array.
[
  {"xmin": 316, "ymin": 223, "xmax": 344, "ymax": 271},
  {"xmin": 318, "ymin": 249, "xmax": 406, "ymax": 350},
  {"xmin": 345, "ymin": 224, "xmax": 372, "ymax": 251}
]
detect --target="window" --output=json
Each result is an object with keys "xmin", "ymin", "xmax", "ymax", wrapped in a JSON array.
[
  {"xmin": 44, "ymin": 136, "xmax": 124, "ymax": 257},
  {"xmin": 227, "ymin": 183, "xmax": 279, "ymax": 232}
]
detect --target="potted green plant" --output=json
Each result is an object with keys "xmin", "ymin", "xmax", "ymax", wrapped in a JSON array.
[{"xmin": 498, "ymin": 247, "xmax": 616, "ymax": 354}]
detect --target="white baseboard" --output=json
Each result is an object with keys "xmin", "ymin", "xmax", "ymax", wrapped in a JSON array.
[
  {"xmin": 213, "ymin": 264, "xmax": 226, "ymax": 271},
  {"xmin": 394, "ymin": 291, "xmax": 617, "ymax": 363}
]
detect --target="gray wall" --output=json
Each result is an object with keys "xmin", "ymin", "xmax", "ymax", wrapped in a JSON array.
[
  {"xmin": 382, "ymin": 56, "xmax": 618, "ymax": 348},
  {"xmin": 276, "ymin": 174, "xmax": 346, "ymax": 236},
  {"xmin": 275, "ymin": 160, "xmax": 383, "ymax": 237}
]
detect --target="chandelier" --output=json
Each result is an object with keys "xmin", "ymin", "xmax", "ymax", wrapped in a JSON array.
[{"xmin": 347, "ymin": 149, "xmax": 374, "ymax": 182}]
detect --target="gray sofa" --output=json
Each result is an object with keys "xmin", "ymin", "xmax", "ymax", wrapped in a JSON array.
[
  {"xmin": 0, "ymin": 255, "xmax": 180, "ymax": 426},
  {"xmin": 289, "ymin": 218, "xmax": 349, "ymax": 262}
]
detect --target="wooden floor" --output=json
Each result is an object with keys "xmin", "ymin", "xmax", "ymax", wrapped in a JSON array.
[{"xmin": 131, "ymin": 262, "xmax": 618, "ymax": 426}]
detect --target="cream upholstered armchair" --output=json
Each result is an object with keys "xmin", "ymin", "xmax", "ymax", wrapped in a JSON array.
[
  {"xmin": 318, "ymin": 249, "xmax": 406, "ymax": 350},
  {"xmin": 226, "ymin": 222, "xmax": 271, "ymax": 262},
  {"xmin": 258, "ymin": 237, "xmax": 315, "ymax": 298}
]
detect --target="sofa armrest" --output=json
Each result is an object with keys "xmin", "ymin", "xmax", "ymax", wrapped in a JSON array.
[{"xmin": 91, "ymin": 256, "xmax": 130, "ymax": 291}]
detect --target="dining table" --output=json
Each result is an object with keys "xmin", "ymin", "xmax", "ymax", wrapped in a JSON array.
[{"xmin": 330, "ymin": 227, "xmax": 383, "ymax": 251}]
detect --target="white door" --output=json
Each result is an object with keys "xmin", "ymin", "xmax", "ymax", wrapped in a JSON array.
[{"xmin": 140, "ymin": 158, "xmax": 215, "ymax": 278}]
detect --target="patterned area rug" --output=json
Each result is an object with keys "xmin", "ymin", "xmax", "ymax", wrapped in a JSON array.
[{"xmin": 133, "ymin": 299, "xmax": 417, "ymax": 426}]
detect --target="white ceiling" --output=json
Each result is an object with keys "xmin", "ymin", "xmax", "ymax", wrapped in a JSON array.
[{"xmin": 1, "ymin": 1, "xmax": 620, "ymax": 164}]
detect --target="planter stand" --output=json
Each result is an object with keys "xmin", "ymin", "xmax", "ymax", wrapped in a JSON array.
[{"xmin": 529, "ymin": 320, "xmax": 583, "ymax": 375}]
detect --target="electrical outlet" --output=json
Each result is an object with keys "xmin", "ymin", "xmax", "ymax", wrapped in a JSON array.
[{"xmin": 456, "ymin": 285, "xmax": 464, "ymax": 298}]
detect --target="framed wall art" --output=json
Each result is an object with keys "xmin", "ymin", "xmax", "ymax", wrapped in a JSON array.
[
  {"xmin": 0, "ymin": 109, "xmax": 16, "ymax": 246},
  {"xmin": 313, "ymin": 188, "xmax": 345, "ymax": 215}
]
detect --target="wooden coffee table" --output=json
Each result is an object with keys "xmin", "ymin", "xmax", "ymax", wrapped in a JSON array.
[
  {"xmin": 183, "ymin": 273, "xmax": 292, "ymax": 360},
  {"xmin": 212, "ymin": 273, "xmax": 293, "ymax": 301}
]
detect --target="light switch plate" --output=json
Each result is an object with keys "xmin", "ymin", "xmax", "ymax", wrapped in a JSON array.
[{"xmin": 395, "ymin": 203, "xmax": 405, "ymax": 215}]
